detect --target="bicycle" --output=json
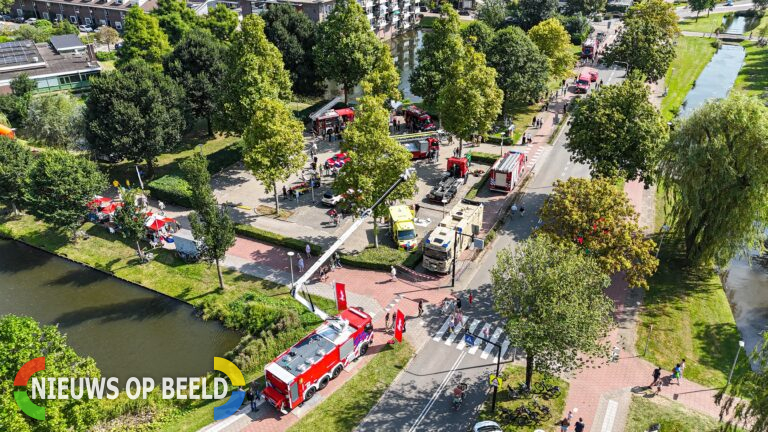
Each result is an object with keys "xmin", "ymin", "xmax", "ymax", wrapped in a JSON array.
[
  {"xmin": 534, "ymin": 381, "xmax": 561, "ymax": 400},
  {"xmin": 527, "ymin": 396, "xmax": 552, "ymax": 421},
  {"xmin": 507, "ymin": 382, "xmax": 531, "ymax": 400}
]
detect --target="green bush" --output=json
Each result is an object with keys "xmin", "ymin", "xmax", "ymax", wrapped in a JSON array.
[
  {"xmin": 234, "ymin": 224, "xmax": 323, "ymax": 255},
  {"xmin": 147, "ymin": 175, "xmax": 193, "ymax": 208},
  {"xmin": 340, "ymin": 245, "xmax": 422, "ymax": 271},
  {"xmin": 96, "ymin": 51, "xmax": 117, "ymax": 61},
  {"xmin": 467, "ymin": 151, "xmax": 500, "ymax": 165}
]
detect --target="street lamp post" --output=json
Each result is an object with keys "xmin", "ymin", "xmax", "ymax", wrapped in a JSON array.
[
  {"xmin": 287, "ymin": 251, "xmax": 295, "ymax": 294},
  {"xmin": 467, "ymin": 331, "xmax": 502, "ymax": 413},
  {"xmin": 727, "ymin": 340, "xmax": 745, "ymax": 387},
  {"xmin": 451, "ymin": 226, "xmax": 478, "ymax": 287}
]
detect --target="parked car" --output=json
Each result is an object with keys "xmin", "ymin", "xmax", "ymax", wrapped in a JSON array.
[
  {"xmin": 458, "ymin": 9, "xmax": 471, "ymax": 16},
  {"xmin": 78, "ymin": 25, "xmax": 94, "ymax": 33},
  {"xmin": 1, "ymin": 15, "xmax": 12, "ymax": 21},
  {"xmin": 14, "ymin": 16, "xmax": 25, "ymax": 23},
  {"xmin": 321, "ymin": 191, "xmax": 345, "ymax": 207},
  {"xmin": 473, "ymin": 421, "xmax": 503, "ymax": 432},
  {"xmin": 589, "ymin": 70, "xmax": 599, "ymax": 82},
  {"xmin": 25, "ymin": 17, "xmax": 37, "ymax": 24},
  {"xmin": 726, "ymin": 0, "xmax": 734, "ymax": 5},
  {"xmin": 326, "ymin": 152, "xmax": 351, "ymax": 168}
]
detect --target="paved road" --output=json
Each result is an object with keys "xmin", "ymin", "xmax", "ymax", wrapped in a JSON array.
[
  {"xmin": 676, "ymin": 0, "xmax": 754, "ymax": 18},
  {"xmin": 357, "ymin": 63, "xmax": 627, "ymax": 432}
]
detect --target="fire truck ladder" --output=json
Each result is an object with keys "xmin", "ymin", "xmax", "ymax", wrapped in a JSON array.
[
  {"xmin": 390, "ymin": 132, "xmax": 439, "ymax": 142},
  {"xmin": 291, "ymin": 168, "xmax": 417, "ymax": 319}
]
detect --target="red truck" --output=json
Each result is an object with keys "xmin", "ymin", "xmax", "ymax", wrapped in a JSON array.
[
  {"xmin": 581, "ymin": 38, "xmax": 599, "ymax": 60},
  {"xmin": 403, "ymin": 105, "xmax": 437, "ymax": 132},
  {"xmin": 393, "ymin": 134, "xmax": 440, "ymax": 159},
  {"xmin": 575, "ymin": 73, "xmax": 591, "ymax": 94},
  {"xmin": 489, "ymin": 151, "xmax": 525, "ymax": 193},
  {"xmin": 312, "ymin": 108, "xmax": 355, "ymax": 136},
  {"xmin": 262, "ymin": 308, "xmax": 374, "ymax": 413}
]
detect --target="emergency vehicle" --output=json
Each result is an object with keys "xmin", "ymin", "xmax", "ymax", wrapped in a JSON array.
[
  {"xmin": 392, "ymin": 133, "xmax": 440, "ymax": 159},
  {"xmin": 581, "ymin": 38, "xmax": 599, "ymax": 59},
  {"xmin": 575, "ymin": 73, "xmax": 591, "ymax": 94},
  {"xmin": 403, "ymin": 105, "xmax": 437, "ymax": 132},
  {"xmin": 263, "ymin": 308, "xmax": 374, "ymax": 413},
  {"xmin": 423, "ymin": 201, "xmax": 483, "ymax": 273},
  {"xmin": 311, "ymin": 108, "xmax": 355, "ymax": 136},
  {"xmin": 488, "ymin": 151, "xmax": 525, "ymax": 193},
  {"xmin": 388, "ymin": 204, "xmax": 418, "ymax": 250}
]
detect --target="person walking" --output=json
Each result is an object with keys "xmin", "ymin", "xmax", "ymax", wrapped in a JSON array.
[
  {"xmin": 559, "ymin": 417, "xmax": 570, "ymax": 432},
  {"xmin": 468, "ymin": 291, "xmax": 473, "ymax": 305},
  {"xmin": 391, "ymin": 265, "xmax": 397, "ymax": 281},
  {"xmin": 418, "ymin": 300, "xmax": 424, "ymax": 317},
  {"xmin": 574, "ymin": 418, "xmax": 585, "ymax": 432},
  {"xmin": 519, "ymin": 206, "xmax": 525, "ymax": 217},
  {"xmin": 511, "ymin": 204, "xmax": 518, "ymax": 215},
  {"xmin": 282, "ymin": 185, "xmax": 288, "ymax": 200},
  {"xmin": 311, "ymin": 141, "xmax": 318, "ymax": 156},
  {"xmin": 298, "ymin": 257, "xmax": 305, "ymax": 273},
  {"xmin": 246, "ymin": 388, "xmax": 256, "ymax": 411},
  {"xmin": 448, "ymin": 318, "xmax": 455, "ymax": 334},
  {"xmin": 456, "ymin": 296, "xmax": 462, "ymax": 311},
  {"xmin": 680, "ymin": 359, "xmax": 686, "ymax": 380},
  {"xmin": 305, "ymin": 243, "xmax": 311, "ymax": 259},
  {"xmin": 651, "ymin": 366, "xmax": 661, "ymax": 388},
  {"xmin": 333, "ymin": 252, "xmax": 342, "ymax": 268},
  {"xmin": 385, "ymin": 312, "xmax": 390, "ymax": 329},
  {"xmin": 673, "ymin": 364, "xmax": 681, "ymax": 385}
]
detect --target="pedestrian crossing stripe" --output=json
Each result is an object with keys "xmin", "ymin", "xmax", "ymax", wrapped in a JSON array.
[{"xmin": 431, "ymin": 316, "xmax": 511, "ymax": 359}]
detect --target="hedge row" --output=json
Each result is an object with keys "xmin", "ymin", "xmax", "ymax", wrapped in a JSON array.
[
  {"xmin": 234, "ymin": 224, "xmax": 324, "ymax": 256},
  {"xmin": 465, "ymin": 169, "xmax": 493, "ymax": 200},
  {"xmin": 147, "ymin": 142, "xmax": 243, "ymax": 207},
  {"xmin": 468, "ymin": 151, "xmax": 501, "ymax": 165},
  {"xmin": 340, "ymin": 244, "xmax": 422, "ymax": 271}
]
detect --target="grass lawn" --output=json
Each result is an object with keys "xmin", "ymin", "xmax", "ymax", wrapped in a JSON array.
[
  {"xmin": 734, "ymin": 40, "xmax": 768, "ymax": 97},
  {"xmin": 626, "ymin": 395, "xmax": 728, "ymax": 432},
  {"xmin": 476, "ymin": 366, "xmax": 569, "ymax": 432},
  {"xmin": 636, "ymin": 238, "xmax": 751, "ymax": 390},
  {"xmin": 287, "ymin": 341, "xmax": 414, "ymax": 432},
  {"xmin": 678, "ymin": 12, "xmax": 728, "ymax": 34},
  {"xmin": 660, "ymin": 36, "xmax": 717, "ymax": 120},
  {"xmin": 99, "ymin": 59, "xmax": 116, "ymax": 72}
]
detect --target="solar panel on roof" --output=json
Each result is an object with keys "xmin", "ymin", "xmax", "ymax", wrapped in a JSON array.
[
  {"xmin": 50, "ymin": 35, "xmax": 85, "ymax": 53},
  {"xmin": 0, "ymin": 40, "xmax": 41, "ymax": 67}
]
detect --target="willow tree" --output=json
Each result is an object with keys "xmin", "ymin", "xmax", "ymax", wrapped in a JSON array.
[
  {"xmin": 333, "ymin": 86, "xmax": 415, "ymax": 247},
  {"xmin": 660, "ymin": 93, "xmax": 768, "ymax": 266},
  {"xmin": 491, "ymin": 235, "xmax": 614, "ymax": 388}
]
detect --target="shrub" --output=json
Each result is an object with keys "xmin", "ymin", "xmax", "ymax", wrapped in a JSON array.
[
  {"xmin": 96, "ymin": 51, "xmax": 117, "ymax": 61},
  {"xmin": 340, "ymin": 245, "xmax": 421, "ymax": 270},
  {"xmin": 467, "ymin": 151, "xmax": 500, "ymax": 165},
  {"xmin": 147, "ymin": 175, "xmax": 193, "ymax": 208},
  {"xmin": 711, "ymin": 39, "xmax": 722, "ymax": 50},
  {"xmin": 234, "ymin": 224, "xmax": 323, "ymax": 255}
]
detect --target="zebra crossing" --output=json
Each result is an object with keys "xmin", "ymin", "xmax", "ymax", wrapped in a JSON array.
[{"xmin": 430, "ymin": 315, "xmax": 512, "ymax": 360}]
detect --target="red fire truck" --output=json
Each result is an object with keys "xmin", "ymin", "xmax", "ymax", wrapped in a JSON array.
[
  {"xmin": 312, "ymin": 108, "xmax": 356, "ymax": 136},
  {"xmin": 581, "ymin": 38, "xmax": 600, "ymax": 60},
  {"xmin": 403, "ymin": 105, "xmax": 437, "ymax": 132},
  {"xmin": 262, "ymin": 307, "xmax": 374, "ymax": 413},
  {"xmin": 489, "ymin": 151, "xmax": 525, "ymax": 193},
  {"xmin": 393, "ymin": 133, "xmax": 440, "ymax": 159}
]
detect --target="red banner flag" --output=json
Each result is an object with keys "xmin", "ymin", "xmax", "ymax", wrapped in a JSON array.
[
  {"xmin": 394, "ymin": 309, "xmax": 405, "ymax": 342},
  {"xmin": 335, "ymin": 282, "xmax": 348, "ymax": 311}
]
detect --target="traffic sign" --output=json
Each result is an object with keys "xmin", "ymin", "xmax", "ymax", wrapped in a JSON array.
[
  {"xmin": 488, "ymin": 374, "xmax": 502, "ymax": 388},
  {"xmin": 464, "ymin": 334, "xmax": 475, "ymax": 346}
]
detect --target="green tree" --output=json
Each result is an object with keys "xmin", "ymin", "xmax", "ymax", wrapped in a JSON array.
[
  {"xmin": 95, "ymin": 26, "xmax": 120, "ymax": 51},
  {"xmin": 515, "ymin": 0, "xmax": 559, "ymax": 30},
  {"xmin": 438, "ymin": 47, "xmax": 503, "ymax": 155},
  {"xmin": 566, "ymin": 78, "xmax": 668, "ymax": 185},
  {"xmin": 603, "ymin": 0, "xmax": 679, "ymax": 82},
  {"xmin": 491, "ymin": 236, "xmax": 614, "ymax": 388},
  {"xmin": 216, "ymin": 15, "xmax": 292, "ymax": 134},
  {"xmin": 11, "ymin": 74, "xmax": 36, "ymax": 99},
  {"xmin": 477, "ymin": 0, "xmax": 508, "ymax": 29},
  {"xmin": 85, "ymin": 60, "xmax": 185, "ymax": 177},
  {"xmin": 113, "ymin": 187, "xmax": 150, "ymax": 259},
  {"xmin": 152, "ymin": 0, "xmax": 199, "ymax": 44},
  {"xmin": 0, "ymin": 137, "xmax": 32, "ymax": 215},
  {"xmin": 687, "ymin": 0, "xmax": 716, "ymax": 19},
  {"xmin": 203, "ymin": 4, "xmax": 239, "ymax": 41},
  {"xmin": 164, "ymin": 30, "xmax": 226, "ymax": 137},
  {"xmin": 242, "ymin": 98, "xmax": 306, "ymax": 214},
  {"xmin": 334, "ymin": 87, "xmax": 415, "ymax": 247},
  {"xmin": 756, "ymin": 0, "xmax": 768, "ymax": 11},
  {"xmin": 25, "ymin": 93, "xmax": 83, "ymax": 149},
  {"xmin": 15, "ymin": 24, "xmax": 52, "ymax": 43},
  {"xmin": 486, "ymin": 26, "xmax": 549, "ymax": 111},
  {"xmin": 461, "ymin": 21, "xmax": 495, "ymax": 53},
  {"xmin": 537, "ymin": 177, "xmax": 659, "ymax": 289},
  {"xmin": 0, "ymin": 315, "xmax": 102, "ymax": 432},
  {"xmin": 565, "ymin": 0, "xmax": 606, "ymax": 15},
  {"xmin": 410, "ymin": 3, "xmax": 465, "ymax": 108},
  {"xmin": 118, "ymin": 6, "xmax": 172, "ymax": 67},
  {"xmin": 361, "ymin": 43, "xmax": 401, "ymax": 101},
  {"xmin": 716, "ymin": 333, "xmax": 768, "ymax": 431},
  {"xmin": 24, "ymin": 150, "xmax": 106, "ymax": 237},
  {"xmin": 182, "ymin": 153, "xmax": 235, "ymax": 290},
  {"xmin": 558, "ymin": 13, "xmax": 593, "ymax": 44},
  {"xmin": 263, "ymin": 4, "xmax": 324, "ymax": 96},
  {"xmin": 0, "ymin": 0, "xmax": 12, "ymax": 13},
  {"xmin": 314, "ymin": 0, "xmax": 380, "ymax": 103},
  {"xmin": 53, "ymin": 20, "xmax": 78, "ymax": 35},
  {"xmin": 528, "ymin": 18, "xmax": 575, "ymax": 79},
  {"xmin": 0, "ymin": 95, "xmax": 28, "ymax": 126},
  {"xmin": 660, "ymin": 93, "xmax": 768, "ymax": 266}
]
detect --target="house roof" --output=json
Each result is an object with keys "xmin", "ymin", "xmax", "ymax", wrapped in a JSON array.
[{"xmin": 50, "ymin": 35, "xmax": 86, "ymax": 53}]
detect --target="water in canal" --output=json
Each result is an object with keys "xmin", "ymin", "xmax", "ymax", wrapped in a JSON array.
[
  {"xmin": 679, "ymin": 43, "xmax": 745, "ymax": 116},
  {"xmin": 723, "ymin": 15, "xmax": 761, "ymax": 34},
  {"xmin": 0, "ymin": 239, "xmax": 241, "ymax": 383}
]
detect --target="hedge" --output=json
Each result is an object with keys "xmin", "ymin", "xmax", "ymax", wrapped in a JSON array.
[
  {"xmin": 340, "ymin": 244, "xmax": 422, "ymax": 271},
  {"xmin": 147, "ymin": 175, "xmax": 193, "ymax": 208},
  {"xmin": 146, "ymin": 142, "xmax": 243, "ymax": 207},
  {"xmin": 467, "ymin": 151, "xmax": 501, "ymax": 165},
  {"xmin": 96, "ymin": 51, "xmax": 117, "ymax": 61},
  {"xmin": 465, "ymin": 169, "xmax": 493, "ymax": 200},
  {"xmin": 235, "ymin": 224, "xmax": 324, "ymax": 255}
]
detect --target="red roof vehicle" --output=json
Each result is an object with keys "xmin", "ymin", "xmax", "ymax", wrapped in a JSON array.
[
  {"xmin": 489, "ymin": 151, "xmax": 525, "ymax": 193},
  {"xmin": 326, "ymin": 152, "xmax": 351, "ymax": 168},
  {"xmin": 575, "ymin": 73, "xmax": 591, "ymax": 94},
  {"xmin": 403, "ymin": 105, "xmax": 437, "ymax": 132},
  {"xmin": 581, "ymin": 38, "xmax": 600, "ymax": 59},
  {"xmin": 262, "ymin": 308, "xmax": 374, "ymax": 413},
  {"xmin": 312, "ymin": 108, "xmax": 355, "ymax": 135}
]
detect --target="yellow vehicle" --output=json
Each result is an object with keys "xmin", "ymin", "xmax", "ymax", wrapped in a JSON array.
[{"xmin": 388, "ymin": 205, "xmax": 417, "ymax": 251}]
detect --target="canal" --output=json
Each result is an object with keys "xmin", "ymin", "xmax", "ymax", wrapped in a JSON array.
[{"xmin": 0, "ymin": 239, "xmax": 241, "ymax": 383}]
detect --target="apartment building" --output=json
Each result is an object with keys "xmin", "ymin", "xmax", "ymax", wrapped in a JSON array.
[
  {"xmin": 241, "ymin": 0, "xmax": 419, "ymax": 39},
  {"xmin": 10, "ymin": 0, "xmax": 157, "ymax": 30}
]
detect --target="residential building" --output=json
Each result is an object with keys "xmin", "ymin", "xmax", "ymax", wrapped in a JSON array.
[
  {"xmin": 10, "ymin": 0, "xmax": 158, "ymax": 31},
  {"xmin": 241, "ymin": 0, "xmax": 419, "ymax": 39},
  {"xmin": 0, "ymin": 36, "xmax": 101, "ymax": 94}
]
